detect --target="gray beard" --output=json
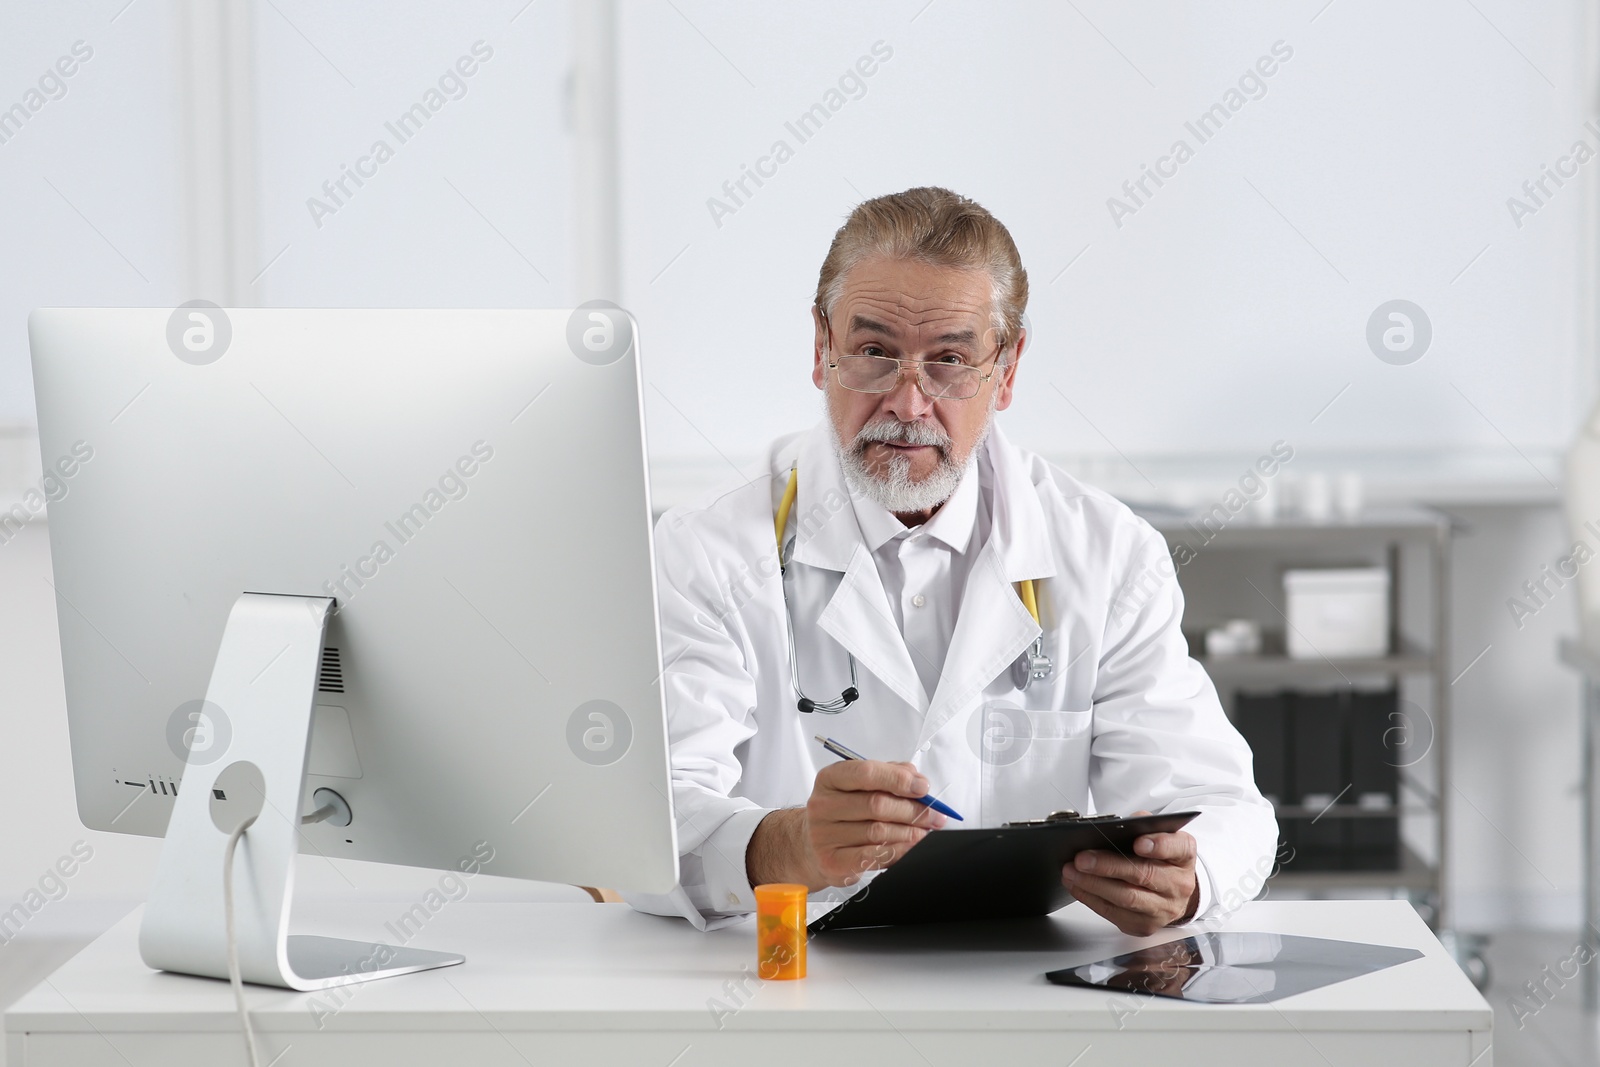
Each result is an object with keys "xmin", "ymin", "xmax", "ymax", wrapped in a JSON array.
[{"xmin": 833, "ymin": 412, "xmax": 993, "ymax": 516}]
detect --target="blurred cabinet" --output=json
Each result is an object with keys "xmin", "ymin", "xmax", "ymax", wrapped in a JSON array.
[{"xmin": 1138, "ymin": 506, "xmax": 1454, "ymax": 926}]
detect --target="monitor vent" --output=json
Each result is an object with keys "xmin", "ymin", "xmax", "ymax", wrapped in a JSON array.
[{"xmin": 318, "ymin": 647, "xmax": 345, "ymax": 693}]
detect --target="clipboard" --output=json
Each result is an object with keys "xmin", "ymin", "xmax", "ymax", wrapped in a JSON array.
[{"xmin": 806, "ymin": 810, "xmax": 1200, "ymax": 933}]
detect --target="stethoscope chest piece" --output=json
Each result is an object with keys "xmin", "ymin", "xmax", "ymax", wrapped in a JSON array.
[{"xmin": 1010, "ymin": 636, "xmax": 1053, "ymax": 691}]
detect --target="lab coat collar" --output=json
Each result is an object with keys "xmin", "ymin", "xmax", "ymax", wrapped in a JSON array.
[
  {"xmin": 784, "ymin": 424, "xmax": 864, "ymax": 573},
  {"xmin": 984, "ymin": 423, "xmax": 1058, "ymax": 584},
  {"xmin": 778, "ymin": 424, "xmax": 929, "ymax": 712},
  {"xmin": 816, "ymin": 550, "xmax": 931, "ymax": 714},
  {"xmin": 914, "ymin": 424, "xmax": 1060, "ymax": 747}
]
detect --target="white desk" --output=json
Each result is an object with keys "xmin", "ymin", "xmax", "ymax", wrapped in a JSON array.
[{"xmin": 6, "ymin": 899, "xmax": 1491, "ymax": 1066}]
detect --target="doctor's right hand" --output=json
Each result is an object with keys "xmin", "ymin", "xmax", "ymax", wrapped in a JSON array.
[{"xmin": 746, "ymin": 760, "xmax": 948, "ymax": 892}]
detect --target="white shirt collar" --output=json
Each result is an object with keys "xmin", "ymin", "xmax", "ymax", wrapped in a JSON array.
[{"xmin": 849, "ymin": 451, "xmax": 981, "ymax": 555}]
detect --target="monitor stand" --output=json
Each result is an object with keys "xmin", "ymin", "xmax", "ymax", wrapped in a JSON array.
[{"xmin": 139, "ymin": 592, "xmax": 465, "ymax": 990}]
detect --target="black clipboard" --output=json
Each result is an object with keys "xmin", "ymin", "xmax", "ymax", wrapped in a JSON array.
[{"xmin": 806, "ymin": 810, "xmax": 1200, "ymax": 933}]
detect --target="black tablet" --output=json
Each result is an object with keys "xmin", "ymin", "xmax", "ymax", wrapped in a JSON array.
[
  {"xmin": 807, "ymin": 811, "xmax": 1200, "ymax": 933},
  {"xmin": 1043, "ymin": 931, "xmax": 1424, "ymax": 1003}
]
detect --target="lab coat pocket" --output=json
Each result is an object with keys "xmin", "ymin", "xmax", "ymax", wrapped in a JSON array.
[{"xmin": 973, "ymin": 703, "xmax": 1095, "ymax": 828}]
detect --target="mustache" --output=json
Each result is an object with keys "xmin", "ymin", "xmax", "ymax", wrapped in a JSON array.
[{"xmin": 851, "ymin": 419, "xmax": 952, "ymax": 454}]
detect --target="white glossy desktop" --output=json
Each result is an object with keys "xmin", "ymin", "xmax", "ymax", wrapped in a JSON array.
[{"xmin": 5, "ymin": 899, "xmax": 1491, "ymax": 1065}]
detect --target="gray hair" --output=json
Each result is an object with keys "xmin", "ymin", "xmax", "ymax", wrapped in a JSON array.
[{"xmin": 814, "ymin": 186, "xmax": 1029, "ymax": 357}]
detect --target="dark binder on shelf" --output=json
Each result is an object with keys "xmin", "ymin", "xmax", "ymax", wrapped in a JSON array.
[
  {"xmin": 1288, "ymin": 690, "xmax": 1347, "ymax": 871},
  {"xmin": 1348, "ymin": 688, "xmax": 1401, "ymax": 870},
  {"xmin": 1234, "ymin": 690, "xmax": 1290, "ymax": 808}
]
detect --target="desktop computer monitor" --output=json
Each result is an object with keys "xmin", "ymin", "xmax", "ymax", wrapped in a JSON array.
[{"xmin": 28, "ymin": 306, "xmax": 678, "ymax": 989}]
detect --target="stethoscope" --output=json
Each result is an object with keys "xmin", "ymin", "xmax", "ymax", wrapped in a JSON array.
[{"xmin": 774, "ymin": 466, "xmax": 1053, "ymax": 714}]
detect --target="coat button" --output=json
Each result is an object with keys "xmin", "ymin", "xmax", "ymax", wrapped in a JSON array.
[{"xmin": 911, "ymin": 594, "xmax": 926, "ymax": 608}]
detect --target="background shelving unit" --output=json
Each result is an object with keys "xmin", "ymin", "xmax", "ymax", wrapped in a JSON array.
[{"xmin": 1137, "ymin": 504, "xmax": 1485, "ymax": 983}]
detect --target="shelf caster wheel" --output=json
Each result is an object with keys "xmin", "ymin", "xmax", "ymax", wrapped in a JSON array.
[
  {"xmin": 1438, "ymin": 930, "xmax": 1491, "ymax": 991},
  {"xmin": 1460, "ymin": 952, "xmax": 1489, "ymax": 991}
]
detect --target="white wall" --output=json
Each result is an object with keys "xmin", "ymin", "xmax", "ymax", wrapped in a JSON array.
[
  {"xmin": 0, "ymin": 0, "xmax": 187, "ymax": 417},
  {"xmin": 249, "ymin": 0, "xmax": 576, "ymax": 308}
]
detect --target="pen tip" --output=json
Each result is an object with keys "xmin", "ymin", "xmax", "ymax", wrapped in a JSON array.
[{"xmin": 814, "ymin": 735, "xmax": 828, "ymax": 744}]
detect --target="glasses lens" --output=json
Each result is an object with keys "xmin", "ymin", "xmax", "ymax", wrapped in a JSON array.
[
  {"xmin": 834, "ymin": 355, "xmax": 901, "ymax": 393},
  {"xmin": 922, "ymin": 362, "xmax": 981, "ymax": 399}
]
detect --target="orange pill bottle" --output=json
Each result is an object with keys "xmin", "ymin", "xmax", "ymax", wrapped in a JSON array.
[{"xmin": 753, "ymin": 883, "xmax": 807, "ymax": 980}]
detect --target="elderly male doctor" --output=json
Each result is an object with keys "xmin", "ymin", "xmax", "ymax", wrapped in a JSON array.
[{"xmin": 627, "ymin": 187, "xmax": 1277, "ymax": 935}]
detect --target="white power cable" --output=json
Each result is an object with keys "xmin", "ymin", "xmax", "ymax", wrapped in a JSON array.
[
  {"xmin": 223, "ymin": 822, "xmax": 263, "ymax": 1067},
  {"xmin": 300, "ymin": 801, "xmax": 336, "ymax": 825}
]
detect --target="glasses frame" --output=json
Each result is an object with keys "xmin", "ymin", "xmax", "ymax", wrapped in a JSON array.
[{"xmin": 820, "ymin": 309, "xmax": 1008, "ymax": 402}]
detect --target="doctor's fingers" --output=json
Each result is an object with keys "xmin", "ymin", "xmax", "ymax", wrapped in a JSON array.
[
  {"xmin": 1063, "ymin": 868, "xmax": 1178, "ymax": 920},
  {"xmin": 809, "ymin": 815, "xmax": 931, "ymax": 876},
  {"xmin": 810, "ymin": 789, "xmax": 945, "ymax": 830},
  {"xmin": 1067, "ymin": 884, "xmax": 1176, "ymax": 939},
  {"xmin": 1133, "ymin": 829, "xmax": 1197, "ymax": 863},
  {"xmin": 1074, "ymin": 848, "xmax": 1186, "ymax": 891},
  {"xmin": 818, "ymin": 758, "xmax": 930, "ymax": 798},
  {"xmin": 1062, "ymin": 863, "xmax": 1190, "ymax": 915}
]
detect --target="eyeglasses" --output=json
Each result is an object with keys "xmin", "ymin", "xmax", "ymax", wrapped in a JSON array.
[
  {"xmin": 818, "ymin": 307, "xmax": 1007, "ymax": 401},
  {"xmin": 828, "ymin": 353, "xmax": 1000, "ymax": 400}
]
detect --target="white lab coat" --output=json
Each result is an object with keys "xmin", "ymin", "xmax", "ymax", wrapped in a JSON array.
[{"xmin": 625, "ymin": 421, "xmax": 1278, "ymax": 930}]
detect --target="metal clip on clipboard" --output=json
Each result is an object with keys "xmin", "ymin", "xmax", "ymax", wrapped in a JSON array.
[{"xmin": 1001, "ymin": 809, "xmax": 1122, "ymax": 828}]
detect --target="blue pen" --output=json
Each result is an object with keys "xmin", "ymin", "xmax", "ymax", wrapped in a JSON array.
[{"xmin": 815, "ymin": 736, "xmax": 964, "ymax": 821}]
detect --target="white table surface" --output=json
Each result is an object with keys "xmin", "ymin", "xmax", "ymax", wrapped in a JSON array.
[{"xmin": 5, "ymin": 898, "xmax": 1493, "ymax": 1066}]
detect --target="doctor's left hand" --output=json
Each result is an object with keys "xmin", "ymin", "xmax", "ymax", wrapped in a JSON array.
[{"xmin": 1061, "ymin": 809, "xmax": 1201, "ymax": 936}]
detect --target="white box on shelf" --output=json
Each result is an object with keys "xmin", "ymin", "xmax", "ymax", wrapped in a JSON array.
[{"xmin": 1284, "ymin": 567, "xmax": 1389, "ymax": 659}]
